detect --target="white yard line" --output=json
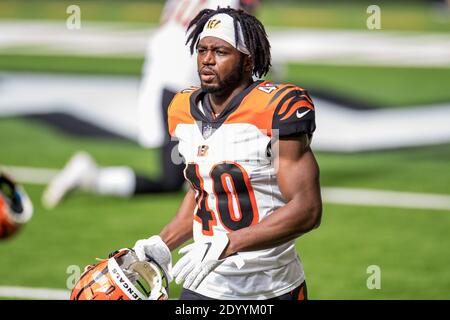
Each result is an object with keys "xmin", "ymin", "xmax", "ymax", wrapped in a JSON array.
[
  {"xmin": 0, "ymin": 165, "xmax": 59, "ymax": 185},
  {"xmin": 0, "ymin": 286, "xmax": 70, "ymax": 300},
  {"xmin": 1, "ymin": 21, "xmax": 450, "ymax": 66},
  {"xmin": 322, "ymin": 187, "xmax": 450, "ymax": 211},
  {"xmin": 1, "ymin": 165, "xmax": 450, "ymax": 211}
]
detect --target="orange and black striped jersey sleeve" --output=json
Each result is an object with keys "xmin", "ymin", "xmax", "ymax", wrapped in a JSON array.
[
  {"xmin": 167, "ymin": 86, "xmax": 198, "ymax": 137},
  {"xmin": 270, "ymin": 84, "xmax": 316, "ymax": 138}
]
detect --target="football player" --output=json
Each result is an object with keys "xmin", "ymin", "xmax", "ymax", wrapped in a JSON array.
[
  {"xmin": 42, "ymin": 0, "xmax": 260, "ymax": 209},
  {"xmin": 133, "ymin": 7, "xmax": 322, "ymax": 300}
]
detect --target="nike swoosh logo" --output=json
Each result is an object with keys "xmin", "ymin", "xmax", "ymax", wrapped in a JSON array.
[{"xmin": 296, "ymin": 109, "xmax": 311, "ymax": 119}]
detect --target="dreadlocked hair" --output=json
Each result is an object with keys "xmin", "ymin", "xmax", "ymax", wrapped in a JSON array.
[{"xmin": 186, "ymin": 7, "xmax": 272, "ymax": 78}]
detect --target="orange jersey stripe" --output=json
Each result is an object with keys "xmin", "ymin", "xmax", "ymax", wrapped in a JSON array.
[
  {"xmin": 167, "ymin": 91, "xmax": 197, "ymax": 136},
  {"xmin": 224, "ymin": 82, "xmax": 298, "ymax": 136},
  {"xmin": 297, "ymin": 286, "xmax": 305, "ymax": 300}
]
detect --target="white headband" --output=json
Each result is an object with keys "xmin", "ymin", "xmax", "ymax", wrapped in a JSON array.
[{"xmin": 199, "ymin": 13, "xmax": 250, "ymax": 55}]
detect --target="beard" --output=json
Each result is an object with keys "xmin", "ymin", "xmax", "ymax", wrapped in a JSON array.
[{"xmin": 199, "ymin": 57, "xmax": 245, "ymax": 96}]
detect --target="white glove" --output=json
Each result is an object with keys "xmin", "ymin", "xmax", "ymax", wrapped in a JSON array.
[
  {"xmin": 133, "ymin": 235, "xmax": 173, "ymax": 282},
  {"xmin": 172, "ymin": 233, "xmax": 229, "ymax": 290}
]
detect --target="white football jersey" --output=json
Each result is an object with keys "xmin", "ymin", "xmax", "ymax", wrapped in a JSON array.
[{"xmin": 168, "ymin": 80, "xmax": 316, "ymax": 299}]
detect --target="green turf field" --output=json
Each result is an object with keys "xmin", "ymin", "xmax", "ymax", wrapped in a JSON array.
[
  {"xmin": 1, "ymin": 0, "xmax": 449, "ymax": 301},
  {"xmin": 0, "ymin": 116, "xmax": 449, "ymax": 299}
]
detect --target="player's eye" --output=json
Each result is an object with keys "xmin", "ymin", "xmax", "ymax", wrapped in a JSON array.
[
  {"xmin": 216, "ymin": 50, "xmax": 226, "ymax": 56},
  {"xmin": 197, "ymin": 48, "xmax": 206, "ymax": 55}
]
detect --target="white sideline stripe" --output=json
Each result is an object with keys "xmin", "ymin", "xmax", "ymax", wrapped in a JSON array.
[
  {"xmin": 2, "ymin": 166, "xmax": 450, "ymax": 211},
  {"xmin": 1, "ymin": 21, "xmax": 450, "ymax": 66},
  {"xmin": 0, "ymin": 165, "xmax": 59, "ymax": 184},
  {"xmin": 322, "ymin": 187, "xmax": 450, "ymax": 211},
  {"xmin": 0, "ymin": 286, "xmax": 70, "ymax": 300}
]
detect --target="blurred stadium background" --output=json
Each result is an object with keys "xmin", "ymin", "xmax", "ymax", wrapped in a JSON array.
[{"xmin": 0, "ymin": 0, "xmax": 449, "ymax": 299}]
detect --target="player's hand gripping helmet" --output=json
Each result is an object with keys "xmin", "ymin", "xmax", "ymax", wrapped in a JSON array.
[
  {"xmin": 0, "ymin": 173, "xmax": 33, "ymax": 239},
  {"xmin": 70, "ymin": 249, "xmax": 169, "ymax": 300}
]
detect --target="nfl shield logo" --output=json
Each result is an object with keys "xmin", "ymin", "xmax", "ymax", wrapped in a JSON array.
[{"xmin": 202, "ymin": 123, "xmax": 213, "ymax": 139}]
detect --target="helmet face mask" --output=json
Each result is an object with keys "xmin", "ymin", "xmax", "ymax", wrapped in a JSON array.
[
  {"xmin": 126, "ymin": 260, "xmax": 168, "ymax": 300},
  {"xmin": 0, "ymin": 174, "xmax": 33, "ymax": 239},
  {"xmin": 71, "ymin": 249, "xmax": 169, "ymax": 300}
]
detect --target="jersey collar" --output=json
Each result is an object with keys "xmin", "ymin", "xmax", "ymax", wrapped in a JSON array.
[
  {"xmin": 189, "ymin": 80, "xmax": 264, "ymax": 139},
  {"xmin": 190, "ymin": 80, "xmax": 263, "ymax": 123}
]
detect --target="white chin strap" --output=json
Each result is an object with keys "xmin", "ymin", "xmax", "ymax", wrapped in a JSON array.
[{"xmin": 199, "ymin": 13, "xmax": 250, "ymax": 55}]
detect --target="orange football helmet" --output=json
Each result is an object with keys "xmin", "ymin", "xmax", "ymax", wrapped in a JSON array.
[
  {"xmin": 0, "ymin": 173, "xmax": 33, "ymax": 239},
  {"xmin": 71, "ymin": 249, "xmax": 169, "ymax": 300}
]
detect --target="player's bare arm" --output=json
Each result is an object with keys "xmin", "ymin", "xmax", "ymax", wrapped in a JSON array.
[
  {"xmin": 159, "ymin": 187, "xmax": 196, "ymax": 251},
  {"xmin": 223, "ymin": 134, "xmax": 322, "ymax": 258}
]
